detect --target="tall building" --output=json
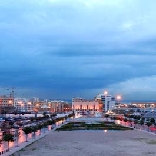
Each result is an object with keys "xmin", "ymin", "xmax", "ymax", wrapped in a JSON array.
[{"xmin": 96, "ymin": 94, "xmax": 115, "ymax": 112}]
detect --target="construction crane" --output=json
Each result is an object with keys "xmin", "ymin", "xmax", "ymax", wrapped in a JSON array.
[{"xmin": 0, "ymin": 86, "xmax": 15, "ymax": 98}]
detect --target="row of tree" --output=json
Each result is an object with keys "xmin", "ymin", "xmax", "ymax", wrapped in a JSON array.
[
  {"xmin": 104, "ymin": 114, "xmax": 156, "ymax": 132},
  {"xmin": 0, "ymin": 112, "xmax": 75, "ymax": 152}
]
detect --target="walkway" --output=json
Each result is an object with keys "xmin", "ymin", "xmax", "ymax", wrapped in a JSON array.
[{"xmin": 0, "ymin": 121, "xmax": 68, "ymax": 156}]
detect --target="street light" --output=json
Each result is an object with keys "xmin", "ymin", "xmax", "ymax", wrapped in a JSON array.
[
  {"xmin": 116, "ymin": 95, "xmax": 122, "ymax": 105},
  {"xmin": 104, "ymin": 91, "xmax": 108, "ymax": 96},
  {"xmin": 104, "ymin": 90, "xmax": 108, "ymax": 113}
]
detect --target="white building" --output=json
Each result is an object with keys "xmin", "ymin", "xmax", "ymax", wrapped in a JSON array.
[
  {"xmin": 72, "ymin": 98, "xmax": 99, "ymax": 114},
  {"xmin": 14, "ymin": 98, "xmax": 33, "ymax": 112},
  {"xmin": 96, "ymin": 94, "xmax": 115, "ymax": 112}
]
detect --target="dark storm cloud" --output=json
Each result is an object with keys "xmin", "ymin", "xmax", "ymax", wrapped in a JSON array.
[{"xmin": 1, "ymin": 0, "xmax": 156, "ymax": 99}]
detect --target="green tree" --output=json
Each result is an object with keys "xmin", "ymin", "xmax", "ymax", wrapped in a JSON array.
[
  {"xmin": 140, "ymin": 120, "xmax": 144, "ymax": 126},
  {"xmin": 43, "ymin": 122, "xmax": 48, "ymax": 133},
  {"xmin": 150, "ymin": 118, "xmax": 155, "ymax": 124},
  {"xmin": 124, "ymin": 118, "xmax": 128, "ymax": 122},
  {"xmin": 128, "ymin": 119, "xmax": 132, "ymax": 127},
  {"xmin": 124, "ymin": 118, "xmax": 128, "ymax": 126},
  {"xmin": 104, "ymin": 114, "xmax": 109, "ymax": 121},
  {"xmin": 3, "ymin": 133, "xmax": 14, "ymax": 151},
  {"xmin": 47, "ymin": 120, "xmax": 53, "ymax": 125},
  {"xmin": 43, "ymin": 112, "xmax": 47, "ymax": 116},
  {"xmin": 22, "ymin": 127, "xmax": 32, "ymax": 142},
  {"xmin": 31, "ymin": 126, "xmax": 38, "ymax": 139},
  {"xmin": 37, "ymin": 124, "xmax": 43, "ymax": 135},
  {"xmin": 65, "ymin": 115, "xmax": 68, "ymax": 121},
  {"xmin": 134, "ymin": 120, "xmax": 138, "ymax": 128},
  {"xmin": 146, "ymin": 122, "xmax": 152, "ymax": 132}
]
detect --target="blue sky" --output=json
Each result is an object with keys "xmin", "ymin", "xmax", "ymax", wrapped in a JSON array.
[{"xmin": 1, "ymin": 0, "xmax": 156, "ymax": 100}]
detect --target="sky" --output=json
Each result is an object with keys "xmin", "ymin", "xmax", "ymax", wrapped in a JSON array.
[{"xmin": 0, "ymin": 0, "xmax": 156, "ymax": 101}]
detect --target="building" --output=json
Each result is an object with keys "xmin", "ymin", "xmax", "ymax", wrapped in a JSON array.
[
  {"xmin": 96, "ymin": 94, "xmax": 115, "ymax": 112},
  {"xmin": 131, "ymin": 102, "xmax": 156, "ymax": 109},
  {"xmin": 0, "ymin": 95, "xmax": 14, "ymax": 107},
  {"xmin": 144, "ymin": 111, "xmax": 156, "ymax": 121},
  {"xmin": 72, "ymin": 98, "xmax": 99, "ymax": 114},
  {"xmin": 33, "ymin": 99, "xmax": 71, "ymax": 113},
  {"xmin": 0, "ymin": 95, "xmax": 15, "ymax": 114},
  {"xmin": 14, "ymin": 98, "xmax": 33, "ymax": 112}
]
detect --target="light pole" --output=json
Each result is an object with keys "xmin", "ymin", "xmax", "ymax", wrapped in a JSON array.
[
  {"xmin": 116, "ymin": 95, "xmax": 121, "ymax": 105},
  {"xmin": 104, "ymin": 90, "xmax": 108, "ymax": 112},
  {"xmin": 116, "ymin": 95, "xmax": 122, "ymax": 115},
  {"xmin": 8, "ymin": 100, "xmax": 13, "ymax": 117}
]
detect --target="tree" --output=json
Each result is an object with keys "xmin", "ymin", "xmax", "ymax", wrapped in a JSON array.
[
  {"xmin": 146, "ymin": 122, "xmax": 152, "ymax": 132},
  {"xmin": 37, "ymin": 124, "xmax": 43, "ymax": 135},
  {"xmin": 47, "ymin": 120, "xmax": 53, "ymax": 125},
  {"xmin": 50, "ymin": 113, "xmax": 57, "ymax": 118},
  {"xmin": 134, "ymin": 120, "xmax": 138, "ymax": 128},
  {"xmin": 124, "ymin": 118, "xmax": 128, "ymax": 126},
  {"xmin": 31, "ymin": 126, "xmax": 38, "ymax": 139},
  {"xmin": 22, "ymin": 127, "xmax": 32, "ymax": 142},
  {"xmin": 141, "ymin": 117, "xmax": 145, "ymax": 121},
  {"xmin": 128, "ymin": 119, "xmax": 132, "ymax": 127},
  {"xmin": 150, "ymin": 118, "xmax": 155, "ymax": 124},
  {"xmin": 43, "ymin": 112, "xmax": 47, "ymax": 117},
  {"xmin": 140, "ymin": 120, "xmax": 144, "ymax": 128},
  {"xmin": 124, "ymin": 118, "xmax": 128, "ymax": 122},
  {"xmin": 104, "ymin": 114, "xmax": 109, "ymax": 121},
  {"xmin": 65, "ymin": 115, "xmax": 68, "ymax": 121},
  {"xmin": 3, "ymin": 133, "xmax": 14, "ymax": 151},
  {"xmin": 43, "ymin": 122, "xmax": 48, "ymax": 133}
]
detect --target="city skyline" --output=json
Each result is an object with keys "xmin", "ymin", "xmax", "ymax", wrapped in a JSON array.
[{"xmin": 1, "ymin": 0, "xmax": 156, "ymax": 100}]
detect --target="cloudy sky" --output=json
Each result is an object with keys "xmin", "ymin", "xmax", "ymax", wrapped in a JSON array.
[{"xmin": 0, "ymin": 0, "xmax": 156, "ymax": 100}]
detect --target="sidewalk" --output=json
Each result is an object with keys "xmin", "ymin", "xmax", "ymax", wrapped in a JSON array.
[{"xmin": 1, "ymin": 121, "xmax": 68, "ymax": 156}]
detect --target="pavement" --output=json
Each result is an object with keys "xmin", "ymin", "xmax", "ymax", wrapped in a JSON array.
[
  {"xmin": 0, "ymin": 121, "xmax": 68, "ymax": 156},
  {"xmin": 1, "ymin": 118, "xmax": 155, "ymax": 156}
]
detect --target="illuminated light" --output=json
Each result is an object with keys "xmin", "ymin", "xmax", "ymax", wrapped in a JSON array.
[
  {"xmin": 104, "ymin": 91, "xmax": 108, "ymax": 95},
  {"xmin": 116, "ymin": 95, "xmax": 121, "ymax": 100},
  {"xmin": 27, "ymin": 102, "xmax": 31, "ymax": 105},
  {"xmin": 8, "ymin": 100, "xmax": 12, "ymax": 104},
  {"xmin": 104, "ymin": 130, "xmax": 107, "ymax": 133}
]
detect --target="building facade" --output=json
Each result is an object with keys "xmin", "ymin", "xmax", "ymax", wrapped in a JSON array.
[
  {"xmin": 0, "ymin": 95, "xmax": 15, "ymax": 113},
  {"xmin": 72, "ymin": 98, "xmax": 99, "ymax": 114},
  {"xmin": 14, "ymin": 98, "xmax": 33, "ymax": 112},
  {"xmin": 96, "ymin": 94, "xmax": 115, "ymax": 112},
  {"xmin": 33, "ymin": 100, "xmax": 71, "ymax": 113}
]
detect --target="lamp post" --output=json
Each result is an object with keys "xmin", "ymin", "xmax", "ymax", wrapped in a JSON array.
[
  {"xmin": 104, "ymin": 90, "xmax": 108, "ymax": 113},
  {"xmin": 104, "ymin": 91, "xmax": 108, "ymax": 96},
  {"xmin": 116, "ymin": 95, "xmax": 122, "ymax": 115},
  {"xmin": 116, "ymin": 95, "xmax": 121, "ymax": 105},
  {"xmin": 8, "ymin": 100, "xmax": 12, "ymax": 117}
]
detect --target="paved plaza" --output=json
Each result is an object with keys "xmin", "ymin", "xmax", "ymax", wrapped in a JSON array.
[{"xmin": 12, "ymin": 130, "xmax": 156, "ymax": 156}]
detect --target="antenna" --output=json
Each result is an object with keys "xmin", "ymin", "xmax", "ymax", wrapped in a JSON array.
[{"xmin": 11, "ymin": 87, "xmax": 15, "ymax": 105}]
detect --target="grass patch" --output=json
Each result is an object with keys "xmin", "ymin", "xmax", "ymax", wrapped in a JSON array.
[
  {"xmin": 31, "ymin": 147, "xmax": 37, "ymax": 151},
  {"xmin": 55, "ymin": 122, "xmax": 133, "ymax": 131},
  {"xmin": 19, "ymin": 148, "xmax": 25, "ymax": 151},
  {"xmin": 132, "ymin": 138, "xmax": 147, "ymax": 141},
  {"xmin": 147, "ymin": 140, "xmax": 156, "ymax": 144}
]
